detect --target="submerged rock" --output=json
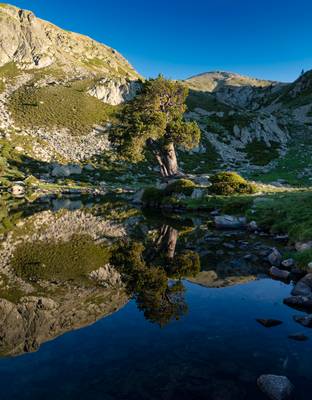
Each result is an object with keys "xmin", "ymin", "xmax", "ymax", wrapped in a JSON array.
[
  {"xmin": 257, "ymin": 374, "xmax": 294, "ymax": 400},
  {"xmin": 288, "ymin": 333, "xmax": 309, "ymax": 341},
  {"xmin": 256, "ymin": 319, "xmax": 283, "ymax": 328}
]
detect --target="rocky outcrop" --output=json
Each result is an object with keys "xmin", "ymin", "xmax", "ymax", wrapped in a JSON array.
[{"xmin": 88, "ymin": 77, "xmax": 141, "ymax": 105}]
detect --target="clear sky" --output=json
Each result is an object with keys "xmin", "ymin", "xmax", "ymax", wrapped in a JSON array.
[{"xmin": 7, "ymin": 0, "xmax": 312, "ymax": 82}]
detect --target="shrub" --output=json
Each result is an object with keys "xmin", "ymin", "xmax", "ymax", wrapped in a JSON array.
[
  {"xmin": 142, "ymin": 187, "xmax": 164, "ymax": 207},
  {"xmin": 209, "ymin": 172, "xmax": 256, "ymax": 195},
  {"xmin": 164, "ymin": 179, "xmax": 196, "ymax": 196}
]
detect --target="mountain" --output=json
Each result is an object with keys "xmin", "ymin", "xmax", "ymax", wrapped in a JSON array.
[
  {"xmin": 0, "ymin": 3, "xmax": 311, "ymax": 189},
  {"xmin": 185, "ymin": 71, "xmax": 275, "ymax": 92},
  {"xmin": 0, "ymin": 3, "xmax": 139, "ymax": 78}
]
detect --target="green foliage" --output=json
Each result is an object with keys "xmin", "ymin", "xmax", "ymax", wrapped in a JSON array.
[
  {"xmin": 9, "ymin": 80, "xmax": 117, "ymax": 135},
  {"xmin": 292, "ymin": 249, "xmax": 312, "ymax": 269},
  {"xmin": 142, "ymin": 187, "xmax": 164, "ymax": 207},
  {"xmin": 248, "ymin": 192, "xmax": 312, "ymax": 241},
  {"xmin": 245, "ymin": 139, "xmax": 280, "ymax": 165},
  {"xmin": 109, "ymin": 76, "xmax": 201, "ymax": 163},
  {"xmin": 209, "ymin": 172, "xmax": 257, "ymax": 195},
  {"xmin": 164, "ymin": 179, "xmax": 196, "ymax": 196},
  {"xmin": 0, "ymin": 62, "xmax": 19, "ymax": 93}
]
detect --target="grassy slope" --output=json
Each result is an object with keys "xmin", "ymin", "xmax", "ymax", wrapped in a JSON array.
[{"xmin": 9, "ymin": 78, "xmax": 118, "ymax": 135}]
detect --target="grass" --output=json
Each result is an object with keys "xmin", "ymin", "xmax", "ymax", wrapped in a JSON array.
[
  {"xmin": 249, "ymin": 140, "xmax": 312, "ymax": 186},
  {"xmin": 247, "ymin": 191, "xmax": 312, "ymax": 241},
  {"xmin": 0, "ymin": 62, "xmax": 19, "ymax": 93},
  {"xmin": 245, "ymin": 139, "xmax": 280, "ymax": 166},
  {"xmin": 9, "ymin": 79, "xmax": 119, "ymax": 135}
]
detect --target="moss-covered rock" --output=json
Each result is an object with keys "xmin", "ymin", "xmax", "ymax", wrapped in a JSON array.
[
  {"xmin": 164, "ymin": 179, "xmax": 196, "ymax": 196},
  {"xmin": 209, "ymin": 172, "xmax": 256, "ymax": 195}
]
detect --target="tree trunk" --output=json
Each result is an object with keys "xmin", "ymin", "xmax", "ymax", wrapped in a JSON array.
[
  {"xmin": 147, "ymin": 139, "xmax": 179, "ymax": 177},
  {"xmin": 155, "ymin": 225, "xmax": 178, "ymax": 259}
]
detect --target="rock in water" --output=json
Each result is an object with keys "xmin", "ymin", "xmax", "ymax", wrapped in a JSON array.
[
  {"xmin": 214, "ymin": 215, "xmax": 246, "ymax": 229},
  {"xmin": 283, "ymin": 295, "xmax": 312, "ymax": 311},
  {"xmin": 291, "ymin": 273, "xmax": 312, "ymax": 296},
  {"xmin": 270, "ymin": 267, "xmax": 290, "ymax": 280},
  {"xmin": 293, "ymin": 314, "xmax": 312, "ymax": 327},
  {"xmin": 256, "ymin": 319, "xmax": 283, "ymax": 328},
  {"xmin": 257, "ymin": 375, "xmax": 294, "ymax": 400},
  {"xmin": 288, "ymin": 333, "xmax": 309, "ymax": 341}
]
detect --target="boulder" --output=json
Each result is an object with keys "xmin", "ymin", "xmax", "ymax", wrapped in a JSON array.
[
  {"xmin": 84, "ymin": 164, "xmax": 95, "ymax": 172},
  {"xmin": 291, "ymin": 273, "xmax": 312, "ymax": 296},
  {"xmin": 268, "ymin": 248, "xmax": 282, "ymax": 266},
  {"xmin": 214, "ymin": 215, "xmax": 247, "ymax": 229},
  {"xmin": 248, "ymin": 220, "xmax": 258, "ymax": 232},
  {"xmin": 191, "ymin": 188, "xmax": 204, "ymax": 199},
  {"xmin": 11, "ymin": 184, "xmax": 25, "ymax": 197},
  {"xmin": 295, "ymin": 241, "xmax": 312, "ymax": 252},
  {"xmin": 308, "ymin": 262, "xmax": 312, "ymax": 271},
  {"xmin": 281, "ymin": 259, "xmax": 295, "ymax": 269},
  {"xmin": 270, "ymin": 267, "xmax": 290, "ymax": 280},
  {"xmin": 257, "ymin": 375, "xmax": 294, "ymax": 400},
  {"xmin": 284, "ymin": 295, "xmax": 312, "ymax": 310},
  {"xmin": 293, "ymin": 314, "xmax": 312, "ymax": 328},
  {"xmin": 68, "ymin": 164, "xmax": 82, "ymax": 175},
  {"xmin": 51, "ymin": 165, "xmax": 71, "ymax": 178}
]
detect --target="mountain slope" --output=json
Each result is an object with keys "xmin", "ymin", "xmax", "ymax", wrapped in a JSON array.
[{"xmin": 0, "ymin": 3, "xmax": 138, "ymax": 78}]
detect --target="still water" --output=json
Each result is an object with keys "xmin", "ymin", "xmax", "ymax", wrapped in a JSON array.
[{"xmin": 0, "ymin": 196, "xmax": 311, "ymax": 399}]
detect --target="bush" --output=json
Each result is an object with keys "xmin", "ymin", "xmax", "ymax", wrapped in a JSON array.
[
  {"xmin": 142, "ymin": 187, "xmax": 164, "ymax": 207},
  {"xmin": 209, "ymin": 172, "xmax": 256, "ymax": 195},
  {"xmin": 164, "ymin": 179, "xmax": 196, "ymax": 196}
]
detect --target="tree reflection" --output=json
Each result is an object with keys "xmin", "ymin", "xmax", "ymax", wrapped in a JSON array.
[{"xmin": 111, "ymin": 224, "xmax": 200, "ymax": 326}]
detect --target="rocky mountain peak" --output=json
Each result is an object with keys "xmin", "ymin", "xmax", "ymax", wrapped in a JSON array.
[{"xmin": 0, "ymin": 3, "xmax": 139, "ymax": 79}]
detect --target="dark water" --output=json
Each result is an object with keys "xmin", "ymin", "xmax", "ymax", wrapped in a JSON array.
[{"xmin": 0, "ymin": 197, "xmax": 311, "ymax": 399}]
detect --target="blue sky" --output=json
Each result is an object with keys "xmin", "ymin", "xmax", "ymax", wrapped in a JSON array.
[{"xmin": 7, "ymin": 0, "xmax": 312, "ymax": 82}]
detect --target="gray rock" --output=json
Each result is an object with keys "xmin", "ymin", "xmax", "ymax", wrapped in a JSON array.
[
  {"xmin": 248, "ymin": 220, "xmax": 258, "ymax": 231},
  {"xmin": 11, "ymin": 184, "xmax": 25, "ymax": 197},
  {"xmin": 214, "ymin": 215, "xmax": 247, "ymax": 229},
  {"xmin": 281, "ymin": 259, "xmax": 295, "ymax": 269},
  {"xmin": 270, "ymin": 267, "xmax": 290, "ymax": 280},
  {"xmin": 284, "ymin": 295, "xmax": 312, "ymax": 310},
  {"xmin": 291, "ymin": 273, "xmax": 312, "ymax": 296},
  {"xmin": 132, "ymin": 189, "xmax": 144, "ymax": 204},
  {"xmin": 268, "ymin": 248, "xmax": 282, "ymax": 266},
  {"xmin": 191, "ymin": 188, "xmax": 204, "ymax": 199},
  {"xmin": 51, "ymin": 165, "xmax": 71, "ymax": 178},
  {"xmin": 84, "ymin": 164, "xmax": 95, "ymax": 172},
  {"xmin": 295, "ymin": 241, "xmax": 312, "ymax": 252},
  {"xmin": 257, "ymin": 374, "xmax": 294, "ymax": 400},
  {"xmin": 293, "ymin": 314, "xmax": 312, "ymax": 327}
]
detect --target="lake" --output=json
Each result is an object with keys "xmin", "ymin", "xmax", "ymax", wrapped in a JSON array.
[{"xmin": 0, "ymin": 195, "xmax": 311, "ymax": 399}]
